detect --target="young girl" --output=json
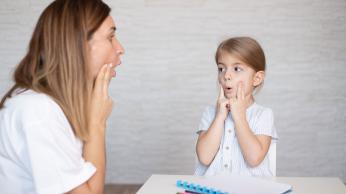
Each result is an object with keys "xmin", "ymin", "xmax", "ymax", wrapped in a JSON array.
[
  {"xmin": 0, "ymin": 0, "xmax": 124, "ymax": 193},
  {"xmin": 195, "ymin": 37, "xmax": 278, "ymax": 177}
]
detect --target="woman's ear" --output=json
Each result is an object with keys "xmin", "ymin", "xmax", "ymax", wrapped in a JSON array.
[{"xmin": 253, "ymin": 71, "xmax": 265, "ymax": 87}]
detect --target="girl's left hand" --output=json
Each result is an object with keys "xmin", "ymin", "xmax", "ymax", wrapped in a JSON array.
[{"xmin": 230, "ymin": 82, "xmax": 247, "ymax": 121}]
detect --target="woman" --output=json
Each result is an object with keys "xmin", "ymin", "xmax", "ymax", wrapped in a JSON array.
[{"xmin": 0, "ymin": 0, "xmax": 124, "ymax": 193}]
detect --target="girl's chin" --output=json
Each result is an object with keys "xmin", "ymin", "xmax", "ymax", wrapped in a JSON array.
[{"xmin": 225, "ymin": 93, "xmax": 234, "ymax": 99}]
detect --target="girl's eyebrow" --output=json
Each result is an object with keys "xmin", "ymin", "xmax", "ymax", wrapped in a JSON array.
[
  {"xmin": 217, "ymin": 62, "xmax": 226, "ymax": 66},
  {"xmin": 217, "ymin": 62, "xmax": 242, "ymax": 66},
  {"xmin": 233, "ymin": 62, "xmax": 243, "ymax": 66}
]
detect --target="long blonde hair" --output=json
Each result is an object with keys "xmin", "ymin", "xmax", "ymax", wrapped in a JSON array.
[{"xmin": 0, "ymin": 0, "xmax": 111, "ymax": 141}]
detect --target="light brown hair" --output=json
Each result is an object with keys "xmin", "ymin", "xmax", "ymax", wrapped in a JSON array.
[
  {"xmin": 0, "ymin": 0, "xmax": 111, "ymax": 141},
  {"xmin": 215, "ymin": 37, "xmax": 266, "ymax": 90},
  {"xmin": 215, "ymin": 37, "xmax": 266, "ymax": 72}
]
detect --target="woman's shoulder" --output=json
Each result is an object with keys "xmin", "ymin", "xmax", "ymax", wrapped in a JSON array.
[
  {"xmin": 3, "ymin": 89, "xmax": 62, "ymax": 120},
  {"xmin": 8, "ymin": 89, "xmax": 56, "ymax": 107}
]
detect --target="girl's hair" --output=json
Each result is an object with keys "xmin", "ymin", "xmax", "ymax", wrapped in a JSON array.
[
  {"xmin": 215, "ymin": 37, "xmax": 266, "ymax": 72},
  {"xmin": 0, "ymin": 0, "xmax": 111, "ymax": 141}
]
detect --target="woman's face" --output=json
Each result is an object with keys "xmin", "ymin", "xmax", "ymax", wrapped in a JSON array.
[{"xmin": 88, "ymin": 15, "xmax": 124, "ymax": 80}]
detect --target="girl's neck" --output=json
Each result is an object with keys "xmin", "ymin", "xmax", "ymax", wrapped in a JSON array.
[{"xmin": 246, "ymin": 95, "xmax": 255, "ymax": 108}]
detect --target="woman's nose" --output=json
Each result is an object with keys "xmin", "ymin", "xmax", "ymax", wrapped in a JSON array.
[{"xmin": 114, "ymin": 39, "xmax": 125, "ymax": 55}]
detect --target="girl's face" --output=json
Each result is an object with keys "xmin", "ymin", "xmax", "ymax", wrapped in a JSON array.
[
  {"xmin": 88, "ymin": 15, "xmax": 124, "ymax": 80},
  {"xmin": 217, "ymin": 52, "xmax": 264, "ymax": 99}
]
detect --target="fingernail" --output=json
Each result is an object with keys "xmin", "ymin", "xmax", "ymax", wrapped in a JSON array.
[{"xmin": 108, "ymin": 63, "xmax": 112, "ymax": 68}]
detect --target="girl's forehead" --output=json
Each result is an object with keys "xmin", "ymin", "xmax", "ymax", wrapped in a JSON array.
[{"xmin": 218, "ymin": 52, "xmax": 246, "ymax": 66}]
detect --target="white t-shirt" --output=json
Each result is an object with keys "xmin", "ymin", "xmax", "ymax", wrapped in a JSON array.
[
  {"xmin": 195, "ymin": 103, "xmax": 278, "ymax": 177},
  {"xmin": 0, "ymin": 89, "xmax": 96, "ymax": 194}
]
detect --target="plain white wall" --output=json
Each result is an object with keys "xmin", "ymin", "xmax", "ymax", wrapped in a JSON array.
[{"xmin": 0, "ymin": 0, "xmax": 345, "ymax": 184}]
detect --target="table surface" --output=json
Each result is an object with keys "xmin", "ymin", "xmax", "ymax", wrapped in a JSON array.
[{"xmin": 136, "ymin": 174, "xmax": 346, "ymax": 194}]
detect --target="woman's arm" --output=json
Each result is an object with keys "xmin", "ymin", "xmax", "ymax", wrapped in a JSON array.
[{"xmin": 67, "ymin": 64, "xmax": 114, "ymax": 194}]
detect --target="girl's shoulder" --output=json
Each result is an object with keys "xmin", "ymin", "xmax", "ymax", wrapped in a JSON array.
[
  {"xmin": 247, "ymin": 103, "xmax": 274, "ymax": 120},
  {"xmin": 202, "ymin": 104, "xmax": 217, "ymax": 115}
]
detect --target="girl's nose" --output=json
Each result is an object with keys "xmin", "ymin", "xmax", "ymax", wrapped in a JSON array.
[{"xmin": 224, "ymin": 72, "xmax": 231, "ymax": 81}]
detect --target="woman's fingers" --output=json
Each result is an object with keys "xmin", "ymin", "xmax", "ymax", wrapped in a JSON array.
[
  {"xmin": 94, "ymin": 64, "xmax": 108, "ymax": 93},
  {"xmin": 103, "ymin": 63, "xmax": 113, "ymax": 96}
]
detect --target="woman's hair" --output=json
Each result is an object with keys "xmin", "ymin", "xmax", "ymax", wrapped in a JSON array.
[
  {"xmin": 0, "ymin": 0, "xmax": 111, "ymax": 141},
  {"xmin": 215, "ymin": 37, "xmax": 266, "ymax": 72}
]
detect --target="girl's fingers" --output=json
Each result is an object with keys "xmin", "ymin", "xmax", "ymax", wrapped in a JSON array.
[
  {"xmin": 241, "ymin": 83, "xmax": 245, "ymax": 99},
  {"xmin": 236, "ymin": 82, "xmax": 242, "ymax": 99},
  {"xmin": 218, "ymin": 85, "xmax": 226, "ymax": 100},
  {"xmin": 225, "ymin": 101, "xmax": 231, "ymax": 110},
  {"xmin": 221, "ymin": 99, "xmax": 230, "ymax": 110}
]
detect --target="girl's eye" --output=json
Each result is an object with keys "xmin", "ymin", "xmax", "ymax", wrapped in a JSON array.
[
  {"xmin": 234, "ymin": 66, "xmax": 242, "ymax": 72},
  {"xmin": 218, "ymin": 67, "xmax": 225, "ymax": 73}
]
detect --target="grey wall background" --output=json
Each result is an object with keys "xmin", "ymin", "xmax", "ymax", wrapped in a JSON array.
[{"xmin": 0, "ymin": 0, "xmax": 345, "ymax": 184}]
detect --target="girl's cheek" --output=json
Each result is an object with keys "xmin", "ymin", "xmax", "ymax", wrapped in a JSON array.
[{"xmin": 218, "ymin": 76, "xmax": 223, "ymax": 84}]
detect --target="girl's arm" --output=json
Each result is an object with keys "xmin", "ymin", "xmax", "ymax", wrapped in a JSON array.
[
  {"xmin": 233, "ymin": 117, "xmax": 271, "ymax": 167},
  {"xmin": 231, "ymin": 82, "xmax": 271, "ymax": 167},
  {"xmin": 196, "ymin": 116, "xmax": 225, "ymax": 166},
  {"xmin": 68, "ymin": 64, "xmax": 114, "ymax": 194},
  {"xmin": 196, "ymin": 87, "xmax": 229, "ymax": 166}
]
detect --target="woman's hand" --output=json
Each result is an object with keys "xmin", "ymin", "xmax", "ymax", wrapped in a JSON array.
[
  {"xmin": 89, "ymin": 63, "xmax": 114, "ymax": 131},
  {"xmin": 216, "ymin": 86, "xmax": 230, "ymax": 121},
  {"xmin": 68, "ymin": 63, "xmax": 114, "ymax": 194}
]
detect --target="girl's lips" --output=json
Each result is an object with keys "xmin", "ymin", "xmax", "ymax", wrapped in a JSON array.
[{"xmin": 224, "ymin": 87, "xmax": 233, "ymax": 92}]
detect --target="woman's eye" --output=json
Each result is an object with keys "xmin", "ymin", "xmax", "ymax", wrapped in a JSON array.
[{"xmin": 108, "ymin": 36, "xmax": 114, "ymax": 42}]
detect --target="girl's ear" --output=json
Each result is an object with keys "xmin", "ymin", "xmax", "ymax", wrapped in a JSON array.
[{"xmin": 253, "ymin": 71, "xmax": 265, "ymax": 87}]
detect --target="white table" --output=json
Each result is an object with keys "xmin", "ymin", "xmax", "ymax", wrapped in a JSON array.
[{"xmin": 136, "ymin": 174, "xmax": 346, "ymax": 194}]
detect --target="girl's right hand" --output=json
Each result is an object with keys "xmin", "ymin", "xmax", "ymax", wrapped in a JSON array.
[
  {"xmin": 216, "ymin": 86, "xmax": 230, "ymax": 121},
  {"xmin": 89, "ymin": 63, "xmax": 114, "ymax": 132}
]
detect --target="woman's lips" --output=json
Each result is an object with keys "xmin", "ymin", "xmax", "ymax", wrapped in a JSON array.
[{"xmin": 111, "ymin": 69, "xmax": 116, "ymax": 77}]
